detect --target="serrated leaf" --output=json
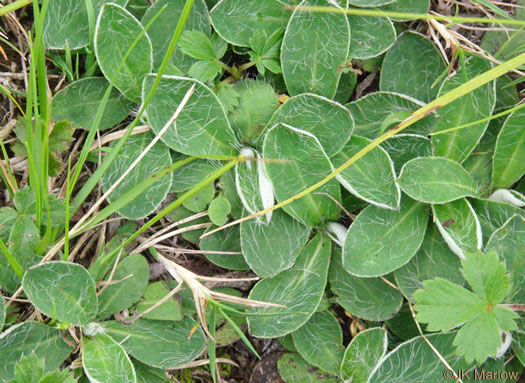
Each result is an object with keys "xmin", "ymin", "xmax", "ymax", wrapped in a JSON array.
[
  {"xmin": 248, "ymin": 28, "xmax": 284, "ymax": 75},
  {"xmin": 329, "ymin": 248, "xmax": 403, "ymax": 321},
  {"xmin": 95, "ymin": 3, "xmax": 152, "ymax": 101},
  {"xmin": 101, "ymin": 132, "xmax": 172, "ymax": 220},
  {"xmin": 398, "ymin": 157, "xmax": 479, "ymax": 204},
  {"xmin": 144, "ymin": 75, "xmax": 239, "ymax": 156},
  {"xmin": 247, "ymin": 234, "xmax": 331, "ymax": 338},
  {"xmin": 200, "ymin": 225, "xmax": 250, "ymax": 270},
  {"xmin": 52, "ymin": 77, "xmax": 134, "ymax": 131},
  {"xmin": 486, "ymin": 215, "xmax": 525, "ymax": 303},
  {"xmin": 188, "ymin": 60, "xmax": 223, "ymax": 82},
  {"xmin": 136, "ymin": 282, "xmax": 182, "ymax": 321},
  {"xmin": 23, "ymin": 262, "xmax": 97, "ymax": 326},
  {"xmin": 470, "ymin": 198, "xmax": 523, "ymax": 243},
  {"xmin": 97, "ymin": 254, "xmax": 150, "ymax": 319},
  {"xmin": 263, "ymin": 123, "xmax": 341, "ymax": 227},
  {"xmin": 179, "ymin": 30, "xmax": 218, "ymax": 61},
  {"xmin": 380, "ymin": 134, "xmax": 432, "ymax": 174},
  {"xmin": 492, "ymin": 107, "xmax": 525, "ymax": 189},
  {"xmin": 281, "ymin": 0, "xmax": 350, "ymax": 98},
  {"xmin": 230, "ymin": 79, "xmax": 279, "ymax": 144},
  {"xmin": 13, "ymin": 354, "xmax": 45, "ymax": 383},
  {"xmin": 83, "ymin": 334, "xmax": 136, "ymax": 383},
  {"xmin": 277, "ymin": 353, "xmax": 340, "ymax": 383},
  {"xmin": 210, "ymin": 0, "xmax": 290, "ymax": 47},
  {"xmin": 39, "ymin": 368, "xmax": 77, "ymax": 383},
  {"xmin": 340, "ymin": 327, "xmax": 388, "ymax": 383},
  {"xmin": 0, "ymin": 322, "xmax": 73, "ymax": 380},
  {"xmin": 346, "ymin": 92, "xmax": 437, "ymax": 139},
  {"xmin": 240, "ymin": 208, "xmax": 310, "ymax": 278},
  {"xmin": 394, "ymin": 225, "xmax": 464, "ymax": 302},
  {"xmin": 103, "ymin": 317, "xmax": 206, "ymax": 368},
  {"xmin": 380, "ymin": 32, "xmax": 446, "ymax": 103},
  {"xmin": 141, "ymin": 0, "xmax": 210, "ymax": 71},
  {"xmin": 266, "ymin": 93, "xmax": 354, "ymax": 156},
  {"xmin": 432, "ymin": 56, "xmax": 496, "ymax": 163},
  {"xmin": 43, "ymin": 0, "xmax": 127, "ymax": 49},
  {"xmin": 208, "ymin": 195, "xmax": 231, "ymax": 226},
  {"xmin": 432, "ymin": 198, "xmax": 482, "ymax": 258},
  {"xmin": 368, "ymin": 333, "xmax": 469, "ymax": 383},
  {"xmin": 348, "ymin": 14, "xmax": 396, "ymax": 59},
  {"xmin": 291, "ymin": 310, "xmax": 344, "ymax": 376},
  {"xmin": 333, "ymin": 135, "xmax": 400, "ymax": 210},
  {"xmin": 343, "ymin": 197, "xmax": 428, "ymax": 277}
]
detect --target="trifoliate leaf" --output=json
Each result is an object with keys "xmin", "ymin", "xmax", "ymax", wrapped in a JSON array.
[
  {"xmin": 179, "ymin": 30, "xmax": 217, "ymax": 61},
  {"xmin": 188, "ymin": 60, "xmax": 222, "ymax": 83}
]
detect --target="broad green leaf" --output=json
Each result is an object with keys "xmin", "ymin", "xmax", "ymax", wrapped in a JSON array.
[
  {"xmin": 39, "ymin": 369, "xmax": 78, "ymax": 383},
  {"xmin": 291, "ymin": 311, "xmax": 344, "ymax": 376},
  {"xmin": 380, "ymin": 134, "xmax": 432, "ymax": 174},
  {"xmin": 101, "ymin": 132, "xmax": 172, "ymax": 220},
  {"xmin": 332, "ymin": 135, "xmax": 400, "ymax": 210},
  {"xmin": 95, "ymin": 4, "xmax": 152, "ymax": 101},
  {"xmin": 385, "ymin": 303, "xmax": 424, "ymax": 341},
  {"xmin": 0, "ymin": 321, "xmax": 73, "ymax": 380},
  {"xmin": 329, "ymin": 249, "xmax": 403, "ymax": 321},
  {"xmin": 380, "ymin": 32, "xmax": 446, "ymax": 103},
  {"xmin": 241, "ymin": 208, "xmax": 310, "ymax": 278},
  {"xmin": 247, "ymin": 234, "xmax": 331, "ymax": 338},
  {"xmin": 97, "ymin": 254, "xmax": 150, "ymax": 319},
  {"xmin": 52, "ymin": 77, "xmax": 134, "ymax": 131},
  {"xmin": 171, "ymin": 158, "xmax": 221, "ymax": 193},
  {"xmin": 141, "ymin": 0, "xmax": 210, "ymax": 71},
  {"xmin": 348, "ymin": 15, "xmax": 396, "ymax": 59},
  {"xmin": 368, "ymin": 333, "xmax": 469, "ymax": 383},
  {"xmin": 432, "ymin": 198, "xmax": 482, "ymax": 258},
  {"xmin": 136, "ymin": 282, "xmax": 183, "ymax": 321},
  {"xmin": 133, "ymin": 359, "xmax": 170, "ymax": 383},
  {"xmin": 229, "ymin": 79, "xmax": 279, "ymax": 144},
  {"xmin": 432, "ymin": 56, "xmax": 496, "ymax": 163},
  {"xmin": 514, "ymin": 330, "xmax": 525, "ymax": 367},
  {"xmin": 82, "ymin": 334, "xmax": 136, "ymax": 383},
  {"xmin": 200, "ymin": 225, "xmax": 250, "ymax": 270},
  {"xmin": 346, "ymin": 92, "xmax": 437, "ymax": 139},
  {"xmin": 492, "ymin": 107, "xmax": 525, "ymax": 189},
  {"xmin": 188, "ymin": 60, "xmax": 222, "ymax": 83},
  {"xmin": 343, "ymin": 197, "xmax": 428, "ymax": 277},
  {"xmin": 394, "ymin": 225, "xmax": 464, "ymax": 302},
  {"xmin": 398, "ymin": 157, "xmax": 479, "ymax": 204},
  {"xmin": 494, "ymin": 75, "xmax": 520, "ymax": 111},
  {"xmin": 333, "ymin": 70, "xmax": 357, "ymax": 104},
  {"xmin": 23, "ymin": 262, "xmax": 97, "ymax": 326},
  {"xmin": 43, "ymin": 0, "xmax": 127, "ymax": 49},
  {"xmin": 103, "ymin": 317, "xmax": 206, "ymax": 368},
  {"xmin": 340, "ymin": 327, "xmax": 388, "ymax": 383},
  {"xmin": 0, "ymin": 207, "xmax": 17, "ymax": 240},
  {"xmin": 378, "ymin": 0, "xmax": 430, "ymax": 21},
  {"xmin": 210, "ymin": 0, "xmax": 290, "ymax": 47},
  {"xmin": 263, "ymin": 124, "xmax": 341, "ymax": 227},
  {"xmin": 179, "ymin": 30, "xmax": 223, "ymax": 61},
  {"xmin": 281, "ymin": 0, "xmax": 350, "ymax": 98},
  {"xmin": 0, "ymin": 296, "xmax": 4, "ymax": 330},
  {"xmin": 470, "ymin": 198, "xmax": 523, "ymax": 243},
  {"xmin": 277, "ymin": 353, "xmax": 340, "ymax": 383},
  {"xmin": 14, "ymin": 354, "xmax": 46, "ymax": 383},
  {"xmin": 266, "ymin": 93, "xmax": 354, "ymax": 156},
  {"xmin": 347, "ymin": 0, "xmax": 394, "ymax": 6},
  {"xmin": 208, "ymin": 195, "xmax": 231, "ymax": 226},
  {"xmin": 143, "ymin": 75, "xmax": 239, "ymax": 156},
  {"xmin": 486, "ymin": 215, "xmax": 525, "ymax": 303}
]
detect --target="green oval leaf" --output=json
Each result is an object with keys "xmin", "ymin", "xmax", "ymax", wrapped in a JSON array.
[
  {"xmin": 95, "ymin": 3, "xmax": 152, "ymax": 101},
  {"xmin": 291, "ymin": 310, "xmax": 344, "ymax": 376},
  {"xmin": 378, "ymin": 0, "xmax": 430, "ymax": 21},
  {"xmin": 470, "ymin": 198, "xmax": 523, "ymax": 243},
  {"xmin": 281, "ymin": 0, "xmax": 350, "ymax": 98},
  {"xmin": 83, "ymin": 334, "xmax": 136, "ymax": 383},
  {"xmin": 200, "ymin": 225, "xmax": 250, "ymax": 270},
  {"xmin": 432, "ymin": 57, "xmax": 496, "ymax": 163},
  {"xmin": 101, "ymin": 132, "xmax": 172, "ymax": 220},
  {"xmin": 380, "ymin": 134, "xmax": 432, "ymax": 174},
  {"xmin": 23, "ymin": 262, "xmax": 97, "ymax": 326},
  {"xmin": 332, "ymin": 135, "xmax": 400, "ymax": 210},
  {"xmin": 171, "ymin": 158, "xmax": 220, "ymax": 193},
  {"xmin": 136, "ymin": 281, "xmax": 183, "ymax": 321},
  {"xmin": 432, "ymin": 198, "xmax": 482, "ymax": 258},
  {"xmin": 141, "ymin": 0, "xmax": 210, "ymax": 71},
  {"xmin": 341, "ymin": 327, "xmax": 388, "ymax": 383},
  {"xmin": 210, "ymin": 0, "xmax": 290, "ymax": 47},
  {"xmin": 240, "ymin": 208, "xmax": 311, "ymax": 278},
  {"xmin": 343, "ymin": 197, "xmax": 428, "ymax": 277},
  {"xmin": 267, "ymin": 93, "xmax": 354, "ymax": 156},
  {"xmin": 103, "ymin": 317, "xmax": 206, "ymax": 368},
  {"xmin": 208, "ymin": 195, "xmax": 231, "ymax": 226},
  {"xmin": 247, "ymin": 234, "xmax": 331, "ymax": 338},
  {"xmin": 263, "ymin": 123, "xmax": 341, "ymax": 227},
  {"xmin": 329, "ymin": 249, "xmax": 403, "ymax": 321},
  {"xmin": 398, "ymin": 157, "xmax": 480, "ymax": 204},
  {"xmin": 144, "ymin": 75, "xmax": 239, "ymax": 156},
  {"xmin": 97, "ymin": 254, "xmax": 150, "ymax": 319},
  {"xmin": 277, "ymin": 353, "xmax": 340, "ymax": 383},
  {"xmin": 52, "ymin": 77, "xmax": 134, "ymax": 131},
  {"xmin": 0, "ymin": 322, "xmax": 73, "ymax": 381},
  {"xmin": 492, "ymin": 107, "xmax": 525, "ymax": 189},
  {"xmin": 380, "ymin": 32, "xmax": 446, "ymax": 103},
  {"xmin": 348, "ymin": 14, "xmax": 396, "ymax": 59}
]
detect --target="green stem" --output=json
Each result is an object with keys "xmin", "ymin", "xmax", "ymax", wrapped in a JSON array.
[
  {"xmin": 0, "ymin": 0, "xmax": 32, "ymax": 16},
  {"xmin": 0, "ymin": 239, "xmax": 24, "ymax": 279}
]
